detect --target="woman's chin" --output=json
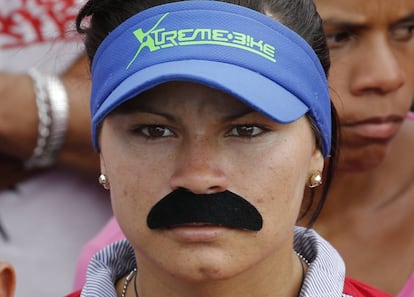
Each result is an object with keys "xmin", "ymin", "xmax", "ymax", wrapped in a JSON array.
[
  {"xmin": 165, "ymin": 262, "xmax": 241, "ymax": 282},
  {"xmin": 337, "ymin": 146, "xmax": 389, "ymax": 172}
]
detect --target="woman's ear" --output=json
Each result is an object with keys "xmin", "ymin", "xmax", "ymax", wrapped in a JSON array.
[
  {"xmin": 307, "ymin": 148, "xmax": 324, "ymax": 188},
  {"xmin": 0, "ymin": 262, "xmax": 16, "ymax": 297},
  {"xmin": 100, "ymin": 154, "xmax": 107, "ymax": 175},
  {"xmin": 98, "ymin": 155, "xmax": 111, "ymax": 190},
  {"xmin": 310, "ymin": 148, "xmax": 324, "ymax": 174}
]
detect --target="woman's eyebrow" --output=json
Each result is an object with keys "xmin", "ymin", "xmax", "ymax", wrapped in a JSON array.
[
  {"xmin": 392, "ymin": 12, "xmax": 414, "ymax": 26},
  {"xmin": 114, "ymin": 104, "xmax": 176, "ymax": 121},
  {"xmin": 323, "ymin": 11, "xmax": 414, "ymax": 29},
  {"xmin": 322, "ymin": 18, "xmax": 367, "ymax": 32},
  {"xmin": 222, "ymin": 110, "xmax": 256, "ymax": 122},
  {"xmin": 116, "ymin": 102, "xmax": 256, "ymax": 122}
]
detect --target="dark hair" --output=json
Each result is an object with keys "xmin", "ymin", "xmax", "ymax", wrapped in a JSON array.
[{"xmin": 76, "ymin": 0, "xmax": 338, "ymax": 227}]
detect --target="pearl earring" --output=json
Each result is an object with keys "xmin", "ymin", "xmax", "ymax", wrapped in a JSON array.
[
  {"xmin": 98, "ymin": 174, "xmax": 110, "ymax": 190},
  {"xmin": 308, "ymin": 171, "xmax": 322, "ymax": 188}
]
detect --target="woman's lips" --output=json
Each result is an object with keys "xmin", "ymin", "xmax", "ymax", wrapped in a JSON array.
[
  {"xmin": 166, "ymin": 224, "xmax": 229, "ymax": 242},
  {"xmin": 342, "ymin": 117, "xmax": 403, "ymax": 141}
]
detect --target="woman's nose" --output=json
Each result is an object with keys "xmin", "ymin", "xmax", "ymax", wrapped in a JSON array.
[
  {"xmin": 350, "ymin": 36, "xmax": 405, "ymax": 96},
  {"xmin": 169, "ymin": 138, "xmax": 229, "ymax": 195}
]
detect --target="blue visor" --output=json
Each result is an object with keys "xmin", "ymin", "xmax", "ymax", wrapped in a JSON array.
[{"xmin": 91, "ymin": 1, "xmax": 331, "ymax": 156}]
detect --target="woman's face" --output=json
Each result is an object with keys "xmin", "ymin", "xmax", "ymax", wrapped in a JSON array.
[
  {"xmin": 315, "ymin": 0, "xmax": 414, "ymax": 171},
  {"xmin": 100, "ymin": 81, "xmax": 323, "ymax": 281}
]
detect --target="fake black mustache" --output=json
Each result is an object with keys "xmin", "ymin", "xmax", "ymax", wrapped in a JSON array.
[{"xmin": 147, "ymin": 189, "xmax": 263, "ymax": 231}]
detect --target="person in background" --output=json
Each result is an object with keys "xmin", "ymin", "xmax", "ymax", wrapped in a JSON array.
[
  {"xmin": 0, "ymin": 261, "xmax": 15, "ymax": 297},
  {"xmin": 0, "ymin": 1, "xmax": 112, "ymax": 296},
  {"xmin": 68, "ymin": 1, "xmax": 392, "ymax": 296},
  {"xmin": 310, "ymin": 0, "xmax": 414, "ymax": 296}
]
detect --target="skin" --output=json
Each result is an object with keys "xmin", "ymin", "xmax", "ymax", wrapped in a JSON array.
[
  {"xmin": 0, "ymin": 55, "xmax": 99, "ymax": 190},
  {"xmin": 0, "ymin": 262, "xmax": 15, "ymax": 297},
  {"xmin": 100, "ymin": 81, "xmax": 324, "ymax": 297},
  {"xmin": 312, "ymin": 0, "xmax": 414, "ymax": 294}
]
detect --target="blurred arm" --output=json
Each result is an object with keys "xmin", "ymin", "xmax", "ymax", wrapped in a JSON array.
[{"xmin": 0, "ymin": 55, "xmax": 99, "ymax": 189}]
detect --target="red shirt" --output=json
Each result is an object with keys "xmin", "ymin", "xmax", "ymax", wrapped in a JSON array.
[{"xmin": 343, "ymin": 277, "xmax": 393, "ymax": 297}]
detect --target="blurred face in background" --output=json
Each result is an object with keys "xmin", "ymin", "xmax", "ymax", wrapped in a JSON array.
[{"xmin": 315, "ymin": 0, "xmax": 414, "ymax": 171}]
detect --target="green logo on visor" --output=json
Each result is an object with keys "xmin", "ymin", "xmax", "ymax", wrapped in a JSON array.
[{"xmin": 127, "ymin": 13, "xmax": 276, "ymax": 69}]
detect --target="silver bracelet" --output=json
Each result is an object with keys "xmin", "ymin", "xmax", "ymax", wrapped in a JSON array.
[{"xmin": 25, "ymin": 69, "xmax": 69, "ymax": 169}]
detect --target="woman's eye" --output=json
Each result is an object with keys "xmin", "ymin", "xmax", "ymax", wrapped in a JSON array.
[
  {"xmin": 226, "ymin": 125, "xmax": 265, "ymax": 137},
  {"xmin": 392, "ymin": 24, "xmax": 414, "ymax": 41},
  {"xmin": 325, "ymin": 31, "xmax": 352, "ymax": 49},
  {"xmin": 137, "ymin": 126, "xmax": 175, "ymax": 138}
]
